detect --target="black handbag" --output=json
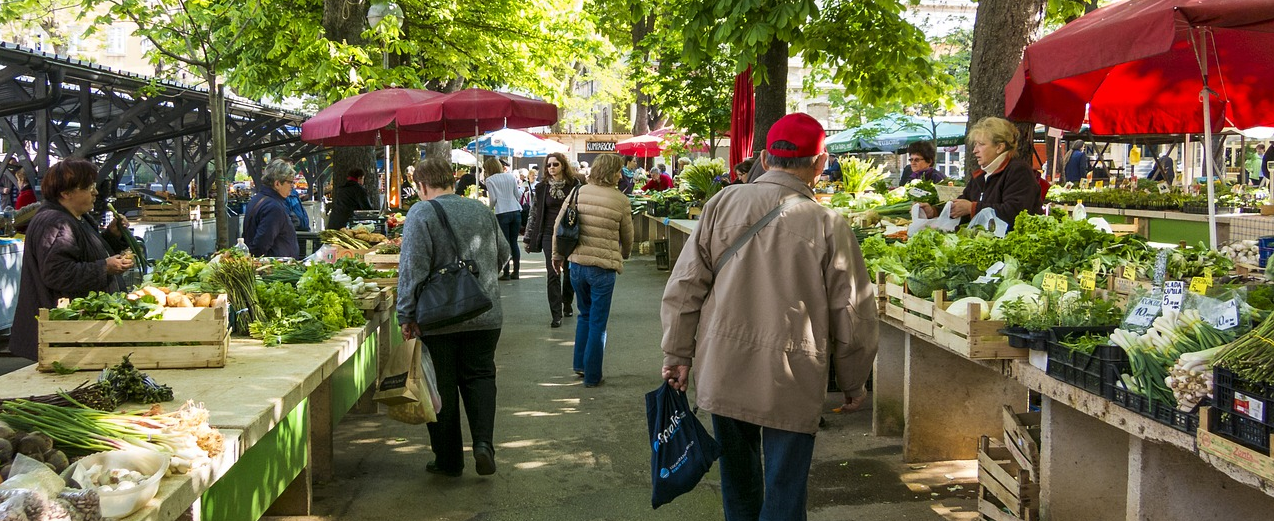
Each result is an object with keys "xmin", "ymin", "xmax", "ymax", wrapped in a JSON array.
[
  {"xmin": 412, "ymin": 200, "xmax": 494, "ymax": 331},
  {"xmin": 555, "ymin": 186, "xmax": 581, "ymax": 256}
]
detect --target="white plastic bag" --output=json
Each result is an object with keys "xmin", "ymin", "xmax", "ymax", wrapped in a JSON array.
[
  {"xmin": 967, "ymin": 207, "xmax": 1010, "ymax": 237},
  {"xmin": 1086, "ymin": 217, "xmax": 1113, "ymax": 234},
  {"xmin": 907, "ymin": 202, "xmax": 962, "ymax": 237}
]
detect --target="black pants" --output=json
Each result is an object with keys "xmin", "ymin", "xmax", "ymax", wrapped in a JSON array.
[
  {"xmin": 496, "ymin": 211, "xmax": 521, "ymax": 275},
  {"xmin": 422, "ymin": 328, "xmax": 501, "ymax": 472},
  {"xmin": 541, "ymin": 235, "xmax": 574, "ymax": 320}
]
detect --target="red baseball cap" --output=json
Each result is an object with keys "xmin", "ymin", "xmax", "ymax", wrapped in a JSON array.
[{"xmin": 766, "ymin": 113, "xmax": 826, "ymax": 158}]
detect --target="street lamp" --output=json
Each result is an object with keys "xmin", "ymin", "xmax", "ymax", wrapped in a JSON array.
[{"xmin": 367, "ymin": 1, "xmax": 404, "ymax": 209}]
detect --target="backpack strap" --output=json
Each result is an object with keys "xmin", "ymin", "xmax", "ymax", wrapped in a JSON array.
[{"xmin": 713, "ymin": 193, "xmax": 809, "ymax": 274}]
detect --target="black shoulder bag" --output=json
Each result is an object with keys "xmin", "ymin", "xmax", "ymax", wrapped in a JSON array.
[
  {"xmin": 412, "ymin": 200, "xmax": 494, "ymax": 331},
  {"xmin": 555, "ymin": 186, "xmax": 582, "ymax": 257}
]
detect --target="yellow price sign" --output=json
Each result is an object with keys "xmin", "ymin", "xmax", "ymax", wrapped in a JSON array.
[
  {"xmin": 1190, "ymin": 275, "xmax": 1212, "ymax": 294},
  {"xmin": 1080, "ymin": 270, "xmax": 1097, "ymax": 291},
  {"xmin": 1122, "ymin": 264, "xmax": 1138, "ymax": 282},
  {"xmin": 1095, "ymin": 180, "xmax": 1105, "ymax": 189},
  {"xmin": 1042, "ymin": 273, "xmax": 1069, "ymax": 292}
]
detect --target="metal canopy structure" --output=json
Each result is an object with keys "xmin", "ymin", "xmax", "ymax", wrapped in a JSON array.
[{"xmin": 0, "ymin": 42, "xmax": 324, "ymax": 198}]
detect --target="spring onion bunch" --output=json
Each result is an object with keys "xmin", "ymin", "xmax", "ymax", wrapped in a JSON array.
[
  {"xmin": 1111, "ymin": 309, "xmax": 1236, "ymax": 406},
  {"xmin": 1215, "ymin": 310, "xmax": 1274, "ymax": 386}
]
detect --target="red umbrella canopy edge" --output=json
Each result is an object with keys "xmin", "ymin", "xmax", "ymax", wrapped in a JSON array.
[
  {"xmin": 301, "ymin": 88, "xmax": 443, "ymax": 145},
  {"xmin": 395, "ymin": 88, "xmax": 558, "ymax": 139}
]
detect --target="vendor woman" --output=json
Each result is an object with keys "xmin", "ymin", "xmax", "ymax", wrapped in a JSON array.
[
  {"xmin": 918, "ymin": 116, "xmax": 1040, "ymax": 228},
  {"xmin": 12, "ymin": 158, "xmax": 135, "ymax": 360}
]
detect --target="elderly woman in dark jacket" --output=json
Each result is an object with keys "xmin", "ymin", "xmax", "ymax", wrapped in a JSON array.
[
  {"xmin": 326, "ymin": 168, "xmax": 374, "ymax": 230},
  {"xmin": 243, "ymin": 158, "xmax": 300, "ymax": 258},
  {"xmin": 11, "ymin": 158, "xmax": 135, "ymax": 360},
  {"xmin": 919, "ymin": 117, "xmax": 1041, "ymax": 230},
  {"xmin": 398, "ymin": 157, "xmax": 510, "ymax": 478},
  {"xmin": 524, "ymin": 151, "xmax": 580, "ymax": 328}
]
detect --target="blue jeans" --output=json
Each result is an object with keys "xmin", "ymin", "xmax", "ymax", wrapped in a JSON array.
[
  {"xmin": 496, "ymin": 211, "xmax": 521, "ymax": 275},
  {"xmin": 569, "ymin": 263, "xmax": 616, "ymax": 385},
  {"xmin": 711, "ymin": 414, "xmax": 816, "ymax": 521}
]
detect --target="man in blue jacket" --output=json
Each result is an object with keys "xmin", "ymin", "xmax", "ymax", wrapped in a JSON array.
[{"xmin": 243, "ymin": 158, "xmax": 300, "ymax": 258}]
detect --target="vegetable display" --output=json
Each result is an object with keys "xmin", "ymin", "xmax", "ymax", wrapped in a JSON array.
[
  {"xmin": 99, "ymin": 355, "xmax": 174, "ymax": 404},
  {"xmin": 209, "ymin": 252, "xmax": 259, "ymax": 334},
  {"xmin": 47, "ymin": 292, "xmax": 162, "ymax": 323}
]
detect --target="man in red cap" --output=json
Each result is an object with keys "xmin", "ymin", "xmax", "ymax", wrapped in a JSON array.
[{"xmin": 659, "ymin": 113, "xmax": 879, "ymax": 519}]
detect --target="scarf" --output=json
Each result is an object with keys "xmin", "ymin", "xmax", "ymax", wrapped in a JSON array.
[
  {"xmin": 982, "ymin": 152, "xmax": 1011, "ymax": 177},
  {"xmin": 548, "ymin": 179, "xmax": 567, "ymax": 200}
]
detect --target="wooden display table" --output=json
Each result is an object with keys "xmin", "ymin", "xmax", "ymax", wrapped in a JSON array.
[{"xmin": 0, "ymin": 308, "xmax": 394, "ymax": 520}]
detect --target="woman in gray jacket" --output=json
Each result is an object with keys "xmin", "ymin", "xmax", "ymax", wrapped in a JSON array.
[
  {"xmin": 552, "ymin": 154, "xmax": 633, "ymax": 387},
  {"xmin": 397, "ymin": 158, "xmax": 510, "ymax": 478}
]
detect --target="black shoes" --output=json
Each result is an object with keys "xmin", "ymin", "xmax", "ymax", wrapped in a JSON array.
[
  {"xmin": 498, "ymin": 273, "xmax": 511, "ymax": 281},
  {"xmin": 583, "ymin": 379, "xmax": 604, "ymax": 388},
  {"xmin": 563, "ymin": 309, "xmax": 574, "ymax": 317},
  {"xmin": 474, "ymin": 443, "xmax": 496, "ymax": 476},
  {"xmin": 425, "ymin": 461, "xmax": 462, "ymax": 477},
  {"xmin": 574, "ymin": 370, "xmax": 584, "ymax": 377},
  {"xmin": 510, "ymin": 273, "xmax": 519, "ymax": 280},
  {"xmin": 551, "ymin": 319, "xmax": 562, "ymax": 328}
]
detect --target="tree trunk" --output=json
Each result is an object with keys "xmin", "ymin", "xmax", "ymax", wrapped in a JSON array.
[
  {"xmin": 321, "ymin": 0, "xmax": 379, "ymax": 209},
  {"xmin": 752, "ymin": 40, "xmax": 788, "ymax": 156},
  {"xmin": 631, "ymin": 15, "xmax": 654, "ymax": 135},
  {"xmin": 966, "ymin": 0, "xmax": 1046, "ymax": 174},
  {"xmin": 211, "ymin": 83, "xmax": 231, "ymax": 249}
]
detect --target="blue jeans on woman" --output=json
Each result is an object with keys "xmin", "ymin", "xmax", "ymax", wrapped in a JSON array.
[
  {"xmin": 495, "ymin": 211, "xmax": 521, "ymax": 276},
  {"xmin": 712, "ymin": 414, "xmax": 817, "ymax": 521},
  {"xmin": 569, "ymin": 263, "xmax": 616, "ymax": 386}
]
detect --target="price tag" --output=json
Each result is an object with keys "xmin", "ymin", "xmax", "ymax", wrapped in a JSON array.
[
  {"xmin": 1158, "ymin": 182, "xmax": 1171, "ymax": 194},
  {"xmin": 1235, "ymin": 391, "xmax": 1267, "ymax": 422},
  {"xmin": 908, "ymin": 188, "xmax": 932, "ymax": 199},
  {"xmin": 1095, "ymin": 180, "xmax": 1105, "ymax": 189},
  {"xmin": 1189, "ymin": 275, "xmax": 1213, "ymax": 294},
  {"xmin": 1079, "ymin": 270, "xmax": 1097, "ymax": 291},
  {"xmin": 1162, "ymin": 280, "xmax": 1185, "ymax": 311},
  {"xmin": 986, "ymin": 261, "xmax": 1006, "ymax": 276},
  {"xmin": 1042, "ymin": 273, "xmax": 1069, "ymax": 292},
  {"xmin": 1122, "ymin": 264, "xmax": 1138, "ymax": 282},
  {"xmin": 1127, "ymin": 297, "xmax": 1161, "ymax": 327},
  {"xmin": 1080, "ymin": 179, "xmax": 1090, "ymax": 189},
  {"xmin": 1209, "ymin": 299, "xmax": 1240, "ymax": 330}
]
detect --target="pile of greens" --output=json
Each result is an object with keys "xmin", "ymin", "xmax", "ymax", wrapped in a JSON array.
[
  {"xmin": 334, "ymin": 257, "xmax": 397, "ymax": 279},
  {"xmin": 47, "ymin": 292, "xmax": 162, "ymax": 323},
  {"xmin": 251, "ymin": 264, "xmax": 366, "ymax": 346},
  {"xmin": 148, "ymin": 245, "xmax": 220, "ymax": 292}
]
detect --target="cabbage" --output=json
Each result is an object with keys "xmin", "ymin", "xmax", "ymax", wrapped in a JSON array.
[
  {"xmin": 990, "ymin": 283, "xmax": 1043, "ymax": 320},
  {"xmin": 948, "ymin": 297, "xmax": 991, "ymax": 320}
]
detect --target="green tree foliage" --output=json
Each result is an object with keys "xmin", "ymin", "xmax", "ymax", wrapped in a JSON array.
[{"xmin": 637, "ymin": 21, "xmax": 733, "ymax": 155}]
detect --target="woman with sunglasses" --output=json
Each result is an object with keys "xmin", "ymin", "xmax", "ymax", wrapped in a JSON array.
[
  {"xmin": 524, "ymin": 152, "xmax": 579, "ymax": 328},
  {"xmin": 11, "ymin": 158, "xmax": 135, "ymax": 361}
]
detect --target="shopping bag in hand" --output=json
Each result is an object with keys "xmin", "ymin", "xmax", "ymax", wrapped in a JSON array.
[
  {"xmin": 386, "ymin": 341, "xmax": 438, "ymax": 424},
  {"xmin": 907, "ymin": 201, "xmax": 962, "ymax": 237},
  {"xmin": 374, "ymin": 338, "xmax": 422, "ymax": 405},
  {"xmin": 646, "ymin": 382, "xmax": 721, "ymax": 509}
]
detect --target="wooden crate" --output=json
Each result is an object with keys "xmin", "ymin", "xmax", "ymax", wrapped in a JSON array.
[
  {"xmin": 354, "ymin": 286, "xmax": 394, "ymax": 312},
  {"xmin": 1197, "ymin": 407, "xmax": 1274, "ymax": 481},
  {"xmin": 366, "ymin": 277, "xmax": 398, "ymax": 289},
  {"xmin": 364, "ymin": 253, "xmax": 400, "ymax": 269},
  {"xmin": 978, "ymin": 435, "xmax": 1040, "ymax": 521},
  {"xmin": 879, "ymin": 275, "xmax": 936, "ymax": 337},
  {"xmin": 139, "ymin": 200, "xmax": 214, "ymax": 222},
  {"xmin": 931, "ymin": 293, "xmax": 1024, "ymax": 359},
  {"xmin": 37, "ymin": 297, "xmax": 229, "ymax": 372},
  {"xmin": 1001, "ymin": 405, "xmax": 1042, "ymax": 483}
]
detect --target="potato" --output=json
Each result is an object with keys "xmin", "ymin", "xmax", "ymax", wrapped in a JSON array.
[
  {"xmin": 166, "ymin": 293, "xmax": 184, "ymax": 307},
  {"xmin": 177, "ymin": 294, "xmax": 193, "ymax": 308},
  {"xmin": 194, "ymin": 293, "xmax": 212, "ymax": 307}
]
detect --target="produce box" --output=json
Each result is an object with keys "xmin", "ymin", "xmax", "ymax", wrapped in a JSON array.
[
  {"xmin": 878, "ymin": 274, "xmax": 1023, "ymax": 359},
  {"xmin": 37, "ymin": 297, "xmax": 229, "ymax": 372},
  {"xmin": 1001, "ymin": 406, "xmax": 1041, "ymax": 483},
  {"xmin": 1107, "ymin": 369, "xmax": 1201, "ymax": 434},
  {"xmin": 364, "ymin": 253, "xmax": 400, "ymax": 269},
  {"xmin": 354, "ymin": 286, "xmax": 395, "ymax": 312},
  {"xmin": 1198, "ymin": 407, "xmax": 1274, "ymax": 478},
  {"xmin": 1208, "ymin": 366, "xmax": 1274, "ymax": 454},
  {"xmin": 139, "ymin": 199, "xmax": 215, "ymax": 222},
  {"xmin": 320, "ymin": 247, "xmax": 373, "ymax": 263},
  {"xmin": 977, "ymin": 435, "xmax": 1039, "ymax": 521},
  {"xmin": 1044, "ymin": 329, "xmax": 1122, "ymax": 397}
]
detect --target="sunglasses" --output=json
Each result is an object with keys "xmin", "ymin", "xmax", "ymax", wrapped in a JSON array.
[{"xmin": 547, "ymin": 162, "xmax": 561, "ymax": 167}]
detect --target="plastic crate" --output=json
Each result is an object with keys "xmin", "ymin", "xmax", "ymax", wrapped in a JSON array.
[
  {"xmin": 653, "ymin": 240, "xmax": 670, "ymax": 270},
  {"xmin": 1151, "ymin": 401, "xmax": 1202, "ymax": 434},
  {"xmin": 1045, "ymin": 343, "xmax": 1104, "ymax": 395},
  {"xmin": 1209, "ymin": 366, "xmax": 1274, "ymax": 453},
  {"xmin": 1107, "ymin": 366, "xmax": 1202, "ymax": 434},
  {"xmin": 1000, "ymin": 328, "xmax": 1048, "ymax": 351}
]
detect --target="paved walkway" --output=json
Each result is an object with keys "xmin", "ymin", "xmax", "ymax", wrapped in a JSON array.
[{"xmin": 312, "ymin": 255, "xmax": 979, "ymax": 520}]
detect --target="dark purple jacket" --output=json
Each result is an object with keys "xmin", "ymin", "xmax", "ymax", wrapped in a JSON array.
[
  {"xmin": 11, "ymin": 202, "xmax": 127, "ymax": 360},
  {"xmin": 243, "ymin": 187, "xmax": 299, "ymax": 258}
]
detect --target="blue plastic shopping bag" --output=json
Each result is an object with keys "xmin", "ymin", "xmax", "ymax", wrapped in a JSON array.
[{"xmin": 646, "ymin": 382, "xmax": 722, "ymax": 509}]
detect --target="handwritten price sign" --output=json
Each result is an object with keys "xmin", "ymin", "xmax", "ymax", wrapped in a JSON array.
[{"xmin": 1042, "ymin": 273, "xmax": 1069, "ymax": 292}]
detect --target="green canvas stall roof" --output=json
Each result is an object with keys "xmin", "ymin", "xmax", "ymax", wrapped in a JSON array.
[{"xmin": 826, "ymin": 115, "xmax": 966, "ymax": 154}]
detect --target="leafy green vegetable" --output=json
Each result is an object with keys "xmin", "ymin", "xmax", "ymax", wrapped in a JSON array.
[
  {"xmin": 99, "ymin": 354, "xmax": 174, "ymax": 404},
  {"xmin": 47, "ymin": 292, "xmax": 162, "ymax": 323}
]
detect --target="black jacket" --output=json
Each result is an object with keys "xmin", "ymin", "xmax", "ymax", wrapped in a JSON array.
[
  {"xmin": 523, "ymin": 178, "xmax": 579, "ymax": 252},
  {"xmin": 12, "ymin": 202, "xmax": 127, "ymax": 360},
  {"xmin": 327, "ymin": 179, "xmax": 374, "ymax": 230},
  {"xmin": 960, "ymin": 157, "xmax": 1042, "ymax": 229}
]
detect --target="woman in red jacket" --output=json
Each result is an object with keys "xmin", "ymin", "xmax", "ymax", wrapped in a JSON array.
[{"xmin": 13, "ymin": 166, "xmax": 36, "ymax": 209}]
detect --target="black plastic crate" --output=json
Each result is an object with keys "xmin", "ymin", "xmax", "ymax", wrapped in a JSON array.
[
  {"xmin": 1046, "ymin": 342, "xmax": 1105, "ymax": 395},
  {"xmin": 1209, "ymin": 409, "xmax": 1272, "ymax": 454},
  {"xmin": 1210, "ymin": 366, "xmax": 1274, "ymax": 452},
  {"xmin": 1000, "ymin": 328, "xmax": 1049, "ymax": 351},
  {"xmin": 1151, "ymin": 401, "xmax": 1202, "ymax": 434},
  {"xmin": 1107, "ymin": 366, "xmax": 1201, "ymax": 434},
  {"xmin": 1111, "ymin": 385, "xmax": 1152, "ymax": 415}
]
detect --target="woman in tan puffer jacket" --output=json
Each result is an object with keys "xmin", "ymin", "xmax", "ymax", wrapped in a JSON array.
[{"xmin": 552, "ymin": 154, "xmax": 633, "ymax": 387}]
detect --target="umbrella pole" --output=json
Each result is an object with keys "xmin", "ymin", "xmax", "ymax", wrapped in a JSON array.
[{"xmin": 1196, "ymin": 28, "xmax": 1218, "ymax": 250}]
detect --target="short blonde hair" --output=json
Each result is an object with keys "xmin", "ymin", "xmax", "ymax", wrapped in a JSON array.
[
  {"xmin": 588, "ymin": 154, "xmax": 623, "ymax": 187},
  {"xmin": 967, "ymin": 117, "xmax": 1019, "ymax": 154},
  {"xmin": 483, "ymin": 157, "xmax": 504, "ymax": 177},
  {"xmin": 413, "ymin": 158, "xmax": 454, "ymax": 189}
]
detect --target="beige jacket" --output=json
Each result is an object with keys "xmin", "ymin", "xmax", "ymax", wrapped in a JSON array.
[
  {"xmin": 661, "ymin": 171, "xmax": 879, "ymax": 434},
  {"xmin": 552, "ymin": 184, "xmax": 634, "ymax": 273}
]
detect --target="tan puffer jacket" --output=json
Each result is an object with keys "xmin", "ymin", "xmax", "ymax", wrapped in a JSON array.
[{"xmin": 551, "ymin": 184, "xmax": 633, "ymax": 273}]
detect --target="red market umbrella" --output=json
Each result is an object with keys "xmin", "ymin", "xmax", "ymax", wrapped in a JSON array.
[
  {"xmin": 395, "ymin": 88, "xmax": 559, "ymax": 139},
  {"xmin": 729, "ymin": 66, "xmax": 755, "ymax": 179},
  {"xmin": 647, "ymin": 127, "xmax": 710, "ymax": 153},
  {"xmin": 1004, "ymin": 0, "xmax": 1274, "ymax": 247},
  {"xmin": 615, "ymin": 135, "xmax": 663, "ymax": 158},
  {"xmin": 300, "ymin": 88, "xmax": 443, "ymax": 146}
]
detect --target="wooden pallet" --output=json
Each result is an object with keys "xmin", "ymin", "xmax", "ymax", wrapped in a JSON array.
[
  {"xmin": 37, "ymin": 297, "xmax": 229, "ymax": 372},
  {"xmin": 978, "ymin": 435, "xmax": 1040, "ymax": 521},
  {"xmin": 364, "ymin": 253, "xmax": 400, "ymax": 269},
  {"xmin": 140, "ymin": 200, "xmax": 215, "ymax": 222}
]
